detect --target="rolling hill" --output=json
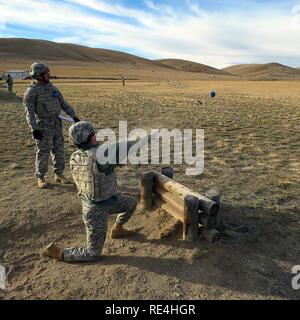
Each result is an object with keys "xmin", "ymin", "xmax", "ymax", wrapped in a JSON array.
[
  {"xmin": 0, "ymin": 38, "xmax": 170, "ymax": 68},
  {"xmin": 157, "ymin": 58, "xmax": 232, "ymax": 76},
  {"xmin": 222, "ymin": 63, "xmax": 300, "ymax": 79},
  {"xmin": 0, "ymin": 38, "xmax": 235, "ymax": 80},
  {"xmin": 1, "ymin": 38, "xmax": 298, "ymax": 80}
]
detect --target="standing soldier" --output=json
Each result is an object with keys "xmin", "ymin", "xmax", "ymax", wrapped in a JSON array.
[
  {"xmin": 121, "ymin": 75, "xmax": 126, "ymax": 86},
  {"xmin": 23, "ymin": 62, "xmax": 80, "ymax": 189},
  {"xmin": 42, "ymin": 121, "xmax": 137, "ymax": 262},
  {"xmin": 6, "ymin": 74, "xmax": 13, "ymax": 92}
]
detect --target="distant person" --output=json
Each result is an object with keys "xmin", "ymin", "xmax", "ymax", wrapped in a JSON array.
[
  {"xmin": 42, "ymin": 121, "xmax": 137, "ymax": 262},
  {"xmin": 23, "ymin": 62, "xmax": 81, "ymax": 189},
  {"xmin": 6, "ymin": 74, "xmax": 13, "ymax": 92}
]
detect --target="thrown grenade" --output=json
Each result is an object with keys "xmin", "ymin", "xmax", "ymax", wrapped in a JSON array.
[{"xmin": 210, "ymin": 90, "xmax": 217, "ymax": 98}]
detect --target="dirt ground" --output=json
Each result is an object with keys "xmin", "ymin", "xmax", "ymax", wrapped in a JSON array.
[{"xmin": 0, "ymin": 80, "xmax": 299, "ymax": 300}]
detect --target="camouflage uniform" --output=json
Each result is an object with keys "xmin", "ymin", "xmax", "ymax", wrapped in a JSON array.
[
  {"xmin": 23, "ymin": 81, "xmax": 76, "ymax": 178},
  {"xmin": 63, "ymin": 122, "xmax": 137, "ymax": 262},
  {"xmin": 63, "ymin": 194, "xmax": 137, "ymax": 262},
  {"xmin": 6, "ymin": 75, "xmax": 13, "ymax": 92}
]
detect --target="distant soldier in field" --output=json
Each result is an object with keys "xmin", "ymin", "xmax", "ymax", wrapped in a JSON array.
[
  {"xmin": 23, "ymin": 62, "xmax": 80, "ymax": 189},
  {"xmin": 42, "ymin": 121, "xmax": 137, "ymax": 262},
  {"xmin": 6, "ymin": 74, "xmax": 13, "ymax": 92},
  {"xmin": 121, "ymin": 75, "xmax": 126, "ymax": 86}
]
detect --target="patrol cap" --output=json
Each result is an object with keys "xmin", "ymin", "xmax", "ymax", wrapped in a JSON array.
[{"xmin": 69, "ymin": 121, "xmax": 94, "ymax": 145}]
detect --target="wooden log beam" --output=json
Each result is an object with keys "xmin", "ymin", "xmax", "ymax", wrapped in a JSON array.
[
  {"xmin": 153, "ymin": 195, "xmax": 185, "ymax": 223},
  {"xmin": 154, "ymin": 187, "xmax": 218, "ymax": 228},
  {"xmin": 140, "ymin": 171, "xmax": 154, "ymax": 210},
  {"xmin": 154, "ymin": 186, "xmax": 185, "ymax": 212},
  {"xmin": 153, "ymin": 171, "xmax": 219, "ymax": 216}
]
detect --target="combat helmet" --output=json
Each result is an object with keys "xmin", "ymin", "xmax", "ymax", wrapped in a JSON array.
[
  {"xmin": 69, "ymin": 121, "xmax": 94, "ymax": 146},
  {"xmin": 30, "ymin": 62, "xmax": 50, "ymax": 79}
]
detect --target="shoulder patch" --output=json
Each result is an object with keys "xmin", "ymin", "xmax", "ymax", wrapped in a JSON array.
[
  {"xmin": 24, "ymin": 86, "xmax": 37, "ymax": 99},
  {"xmin": 52, "ymin": 85, "xmax": 61, "ymax": 94}
]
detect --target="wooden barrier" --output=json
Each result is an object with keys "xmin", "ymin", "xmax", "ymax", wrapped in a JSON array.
[
  {"xmin": 140, "ymin": 171, "xmax": 154, "ymax": 210},
  {"xmin": 140, "ymin": 169, "xmax": 221, "ymax": 242},
  {"xmin": 153, "ymin": 172, "xmax": 219, "ymax": 216}
]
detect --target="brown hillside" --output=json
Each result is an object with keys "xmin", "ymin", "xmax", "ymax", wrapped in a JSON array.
[
  {"xmin": 0, "ymin": 38, "xmax": 168, "ymax": 68},
  {"xmin": 157, "ymin": 58, "xmax": 232, "ymax": 76},
  {"xmin": 223, "ymin": 63, "xmax": 300, "ymax": 79},
  {"xmin": 0, "ymin": 38, "xmax": 237, "ymax": 80}
]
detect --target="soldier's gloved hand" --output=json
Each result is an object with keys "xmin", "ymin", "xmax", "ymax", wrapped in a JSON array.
[
  {"xmin": 73, "ymin": 117, "xmax": 80, "ymax": 123},
  {"xmin": 33, "ymin": 130, "xmax": 43, "ymax": 140}
]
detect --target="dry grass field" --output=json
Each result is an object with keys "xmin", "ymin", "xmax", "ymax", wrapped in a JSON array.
[{"xmin": 0, "ymin": 79, "xmax": 300, "ymax": 300}]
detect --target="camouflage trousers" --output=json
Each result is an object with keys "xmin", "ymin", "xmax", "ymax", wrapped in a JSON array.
[
  {"xmin": 63, "ymin": 194, "xmax": 137, "ymax": 262},
  {"xmin": 8, "ymin": 85, "xmax": 13, "ymax": 92},
  {"xmin": 35, "ymin": 118, "xmax": 65, "ymax": 178}
]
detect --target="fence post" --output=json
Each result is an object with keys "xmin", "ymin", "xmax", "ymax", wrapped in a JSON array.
[
  {"xmin": 161, "ymin": 167, "xmax": 174, "ymax": 179},
  {"xmin": 140, "ymin": 171, "xmax": 154, "ymax": 210},
  {"xmin": 183, "ymin": 195, "xmax": 199, "ymax": 241}
]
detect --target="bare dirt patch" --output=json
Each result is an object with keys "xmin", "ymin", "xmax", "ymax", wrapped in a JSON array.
[{"xmin": 0, "ymin": 80, "xmax": 299, "ymax": 300}]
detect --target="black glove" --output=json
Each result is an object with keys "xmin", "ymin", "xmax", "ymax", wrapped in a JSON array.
[
  {"xmin": 73, "ymin": 117, "xmax": 80, "ymax": 123},
  {"xmin": 33, "ymin": 130, "xmax": 43, "ymax": 140}
]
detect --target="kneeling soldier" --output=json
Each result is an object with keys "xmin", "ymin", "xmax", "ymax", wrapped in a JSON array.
[{"xmin": 42, "ymin": 121, "xmax": 137, "ymax": 262}]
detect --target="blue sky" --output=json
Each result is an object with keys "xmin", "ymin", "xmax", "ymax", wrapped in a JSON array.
[{"xmin": 0, "ymin": 0, "xmax": 300, "ymax": 68}]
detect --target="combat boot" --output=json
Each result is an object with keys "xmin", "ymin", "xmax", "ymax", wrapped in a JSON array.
[
  {"xmin": 110, "ymin": 223, "xmax": 136, "ymax": 239},
  {"xmin": 42, "ymin": 243, "xmax": 63, "ymax": 261},
  {"xmin": 37, "ymin": 178, "xmax": 48, "ymax": 189},
  {"xmin": 55, "ymin": 174, "xmax": 71, "ymax": 184}
]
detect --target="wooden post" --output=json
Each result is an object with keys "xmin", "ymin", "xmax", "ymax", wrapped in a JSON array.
[
  {"xmin": 205, "ymin": 189, "xmax": 221, "ymax": 205},
  {"xmin": 140, "ymin": 171, "xmax": 154, "ymax": 210},
  {"xmin": 161, "ymin": 167, "xmax": 174, "ymax": 179},
  {"xmin": 202, "ymin": 189, "xmax": 220, "ymax": 229},
  {"xmin": 199, "ymin": 214, "xmax": 219, "ymax": 229},
  {"xmin": 184, "ymin": 195, "xmax": 199, "ymax": 241}
]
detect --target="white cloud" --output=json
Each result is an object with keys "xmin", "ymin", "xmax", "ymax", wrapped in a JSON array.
[
  {"xmin": 0, "ymin": 4, "xmax": 6, "ymax": 33},
  {"xmin": 0, "ymin": 0, "xmax": 299, "ymax": 68}
]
